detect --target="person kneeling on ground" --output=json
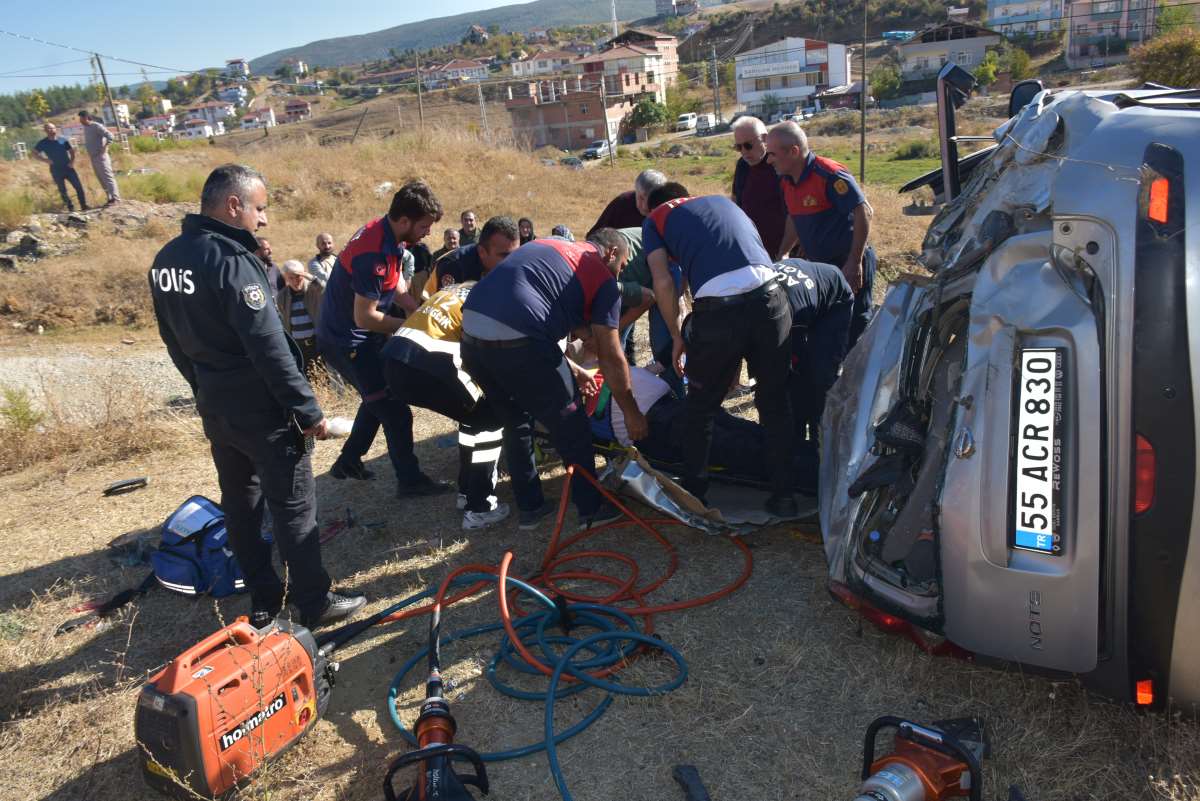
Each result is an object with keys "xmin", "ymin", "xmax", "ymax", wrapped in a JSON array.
[
  {"xmin": 421, "ymin": 216, "xmax": 520, "ymax": 299},
  {"xmin": 571, "ymin": 335, "xmax": 818, "ymax": 495},
  {"xmin": 460, "ymin": 229, "xmax": 647, "ymax": 530},
  {"xmin": 383, "ymin": 281, "xmax": 554, "ymax": 530}
]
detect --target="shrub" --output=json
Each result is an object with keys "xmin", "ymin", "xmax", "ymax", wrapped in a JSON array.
[
  {"xmin": 0, "ymin": 386, "xmax": 43, "ymax": 433},
  {"xmin": 0, "ymin": 191, "xmax": 35, "ymax": 230},
  {"xmin": 1130, "ymin": 29, "xmax": 1200, "ymax": 88},
  {"xmin": 121, "ymin": 171, "xmax": 206, "ymax": 203},
  {"xmin": 892, "ymin": 139, "xmax": 939, "ymax": 160}
]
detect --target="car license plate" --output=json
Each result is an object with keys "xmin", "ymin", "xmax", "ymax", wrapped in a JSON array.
[{"xmin": 1012, "ymin": 348, "xmax": 1064, "ymax": 555}]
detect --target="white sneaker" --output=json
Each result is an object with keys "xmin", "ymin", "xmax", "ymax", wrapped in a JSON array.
[
  {"xmin": 456, "ymin": 493, "xmax": 468, "ymax": 511},
  {"xmin": 462, "ymin": 503, "xmax": 511, "ymax": 530}
]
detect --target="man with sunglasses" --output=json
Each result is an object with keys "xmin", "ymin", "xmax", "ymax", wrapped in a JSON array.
[{"xmin": 730, "ymin": 116, "xmax": 788, "ymax": 258}]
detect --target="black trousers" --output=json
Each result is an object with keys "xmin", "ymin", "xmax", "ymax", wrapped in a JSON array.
[
  {"xmin": 50, "ymin": 166, "xmax": 86, "ymax": 210},
  {"xmin": 681, "ymin": 283, "xmax": 795, "ymax": 500},
  {"xmin": 848, "ymin": 245, "xmax": 878, "ymax": 349},
  {"xmin": 201, "ymin": 414, "xmax": 331, "ymax": 621},
  {"xmin": 791, "ymin": 299, "xmax": 853, "ymax": 441},
  {"xmin": 384, "ymin": 360, "xmax": 534, "ymax": 513},
  {"xmin": 461, "ymin": 339, "xmax": 602, "ymax": 516}
]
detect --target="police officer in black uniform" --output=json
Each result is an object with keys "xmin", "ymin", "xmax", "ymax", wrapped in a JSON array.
[{"xmin": 150, "ymin": 163, "xmax": 366, "ymax": 629}]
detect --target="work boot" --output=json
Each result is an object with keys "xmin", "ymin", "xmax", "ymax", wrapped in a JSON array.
[
  {"xmin": 462, "ymin": 503, "xmax": 511, "ymax": 530},
  {"xmin": 302, "ymin": 591, "xmax": 367, "ymax": 628},
  {"xmin": 765, "ymin": 492, "xmax": 799, "ymax": 519},
  {"xmin": 396, "ymin": 473, "xmax": 455, "ymax": 498},
  {"xmin": 249, "ymin": 601, "xmax": 282, "ymax": 629},
  {"xmin": 330, "ymin": 457, "xmax": 375, "ymax": 480}
]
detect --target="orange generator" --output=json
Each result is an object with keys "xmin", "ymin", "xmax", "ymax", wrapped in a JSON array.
[{"xmin": 134, "ymin": 618, "xmax": 334, "ymax": 799}]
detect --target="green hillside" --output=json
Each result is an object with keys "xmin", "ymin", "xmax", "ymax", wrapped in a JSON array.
[{"xmin": 250, "ymin": 0, "xmax": 657, "ymax": 73}]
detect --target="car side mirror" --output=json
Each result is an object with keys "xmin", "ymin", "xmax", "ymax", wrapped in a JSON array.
[{"xmin": 1008, "ymin": 79, "xmax": 1044, "ymax": 117}]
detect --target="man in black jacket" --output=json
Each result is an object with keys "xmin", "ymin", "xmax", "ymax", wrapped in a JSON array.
[{"xmin": 149, "ymin": 163, "xmax": 366, "ymax": 629}]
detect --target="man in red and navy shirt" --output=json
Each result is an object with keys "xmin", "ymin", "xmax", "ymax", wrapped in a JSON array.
[
  {"xmin": 767, "ymin": 121, "xmax": 876, "ymax": 347},
  {"xmin": 316, "ymin": 180, "xmax": 453, "ymax": 497},
  {"xmin": 461, "ymin": 230, "xmax": 647, "ymax": 528},
  {"xmin": 643, "ymin": 184, "xmax": 798, "ymax": 517}
]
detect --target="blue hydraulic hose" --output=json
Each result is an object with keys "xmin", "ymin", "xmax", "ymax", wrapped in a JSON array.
[{"xmin": 382, "ymin": 572, "xmax": 690, "ymax": 800}]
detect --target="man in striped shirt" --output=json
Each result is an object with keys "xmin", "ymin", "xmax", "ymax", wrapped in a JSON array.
[{"xmin": 276, "ymin": 260, "xmax": 323, "ymax": 376}]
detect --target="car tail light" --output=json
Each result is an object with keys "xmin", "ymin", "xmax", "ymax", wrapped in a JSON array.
[
  {"xmin": 1134, "ymin": 434, "xmax": 1155, "ymax": 515},
  {"xmin": 1148, "ymin": 178, "xmax": 1170, "ymax": 224},
  {"xmin": 1136, "ymin": 679, "xmax": 1154, "ymax": 706}
]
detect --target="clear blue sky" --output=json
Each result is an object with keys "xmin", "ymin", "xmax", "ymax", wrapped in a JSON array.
[{"xmin": 0, "ymin": 0, "xmax": 510, "ymax": 93}]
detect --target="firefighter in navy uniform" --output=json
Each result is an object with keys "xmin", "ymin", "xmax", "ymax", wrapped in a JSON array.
[
  {"xmin": 767, "ymin": 121, "xmax": 877, "ymax": 348},
  {"xmin": 149, "ymin": 164, "xmax": 366, "ymax": 629}
]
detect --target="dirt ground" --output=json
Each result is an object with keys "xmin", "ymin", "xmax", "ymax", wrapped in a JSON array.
[{"xmin": 0, "ymin": 354, "xmax": 1198, "ymax": 801}]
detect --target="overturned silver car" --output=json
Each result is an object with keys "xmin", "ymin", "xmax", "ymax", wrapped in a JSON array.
[{"xmin": 820, "ymin": 67, "xmax": 1200, "ymax": 708}]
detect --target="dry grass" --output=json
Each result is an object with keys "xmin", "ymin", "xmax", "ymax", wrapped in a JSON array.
[{"xmin": 0, "ymin": 121, "xmax": 1195, "ymax": 801}]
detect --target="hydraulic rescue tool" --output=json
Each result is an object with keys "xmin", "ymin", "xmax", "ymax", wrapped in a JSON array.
[{"xmin": 854, "ymin": 716, "xmax": 987, "ymax": 801}]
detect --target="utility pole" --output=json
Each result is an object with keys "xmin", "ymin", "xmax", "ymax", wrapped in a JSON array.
[
  {"xmin": 599, "ymin": 76, "xmax": 616, "ymax": 167},
  {"xmin": 477, "ymin": 82, "xmax": 490, "ymax": 140},
  {"xmin": 93, "ymin": 54, "xmax": 121, "ymax": 134},
  {"xmin": 415, "ymin": 54, "xmax": 425, "ymax": 130},
  {"xmin": 859, "ymin": 0, "xmax": 868, "ymax": 184},
  {"xmin": 611, "ymin": 0, "xmax": 619, "ymax": 38},
  {"xmin": 711, "ymin": 45, "xmax": 722, "ymax": 123}
]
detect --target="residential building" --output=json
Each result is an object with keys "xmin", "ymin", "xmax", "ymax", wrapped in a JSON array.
[
  {"xmin": 179, "ymin": 119, "xmax": 217, "ymax": 139},
  {"xmin": 987, "ymin": 0, "xmax": 1064, "ymax": 34},
  {"xmin": 1063, "ymin": 0, "xmax": 1156, "ymax": 68},
  {"xmin": 240, "ymin": 107, "xmax": 277, "ymax": 129},
  {"xmin": 656, "ymin": 0, "xmax": 699, "ymax": 15},
  {"xmin": 441, "ymin": 58, "xmax": 490, "ymax": 82},
  {"xmin": 155, "ymin": 98, "xmax": 173, "ymax": 115},
  {"xmin": 216, "ymin": 85, "xmax": 250, "ymax": 107},
  {"xmin": 141, "ymin": 113, "xmax": 176, "ymax": 131},
  {"xmin": 283, "ymin": 58, "xmax": 309, "ymax": 77},
  {"xmin": 606, "ymin": 28, "xmax": 679, "ymax": 87},
  {"xmin": 511, "ymin": 49, "xmax": 576, "ymax": 78},
  {"xmin": 528, "ymin": 27, "xmax": 550, "ymax": 41},
  {"xmin": 948, "ymin": 7, "xmax": 972, "ymax": 21},
  {"xmin": 362, "ymin": 67, "xmax": 419, "ymax": 85},
  {"xmin": 734, "ymin": 38, "xmax": 851, "ymax": 117},
  {"xmin": 505, "ymin": 76, "xmax": 634, "ymax": 150},
  {"xmin": 185, "ymin": 100, "xmax": 237, "ymax": 127},
  {"xmin": 58, "ymin": 123, "xmax": 85, "ymax": 144},
  {"xmin": 568, "ymin": 44, "xmax": 668, "ymax": 104},
  {"xmin": 563, "ymin": 40, "xmax": 597, "ymax": 56},
  {"xmin": 466, "ymin": 24, "xmax": 490, "ymax": 44},
  {"xmin": 296, "ymin": 80, "xmax": 325, "ymax": 95},
  {"xmin": 225, "ymin": 58, "xmax": 251, "ymax": 79},
  {"xmin": 101, "ymin": 102, "xmax": 131, "ymax": 128},
  {"xmin": 815, "ymin": 81, "xmax": 868, "ymax": 109},
  {"xmin": 896, "ymin": 22, "xmax": 1003, "ymax": 79},
  {"xmin": 284, "ymin": 99, "xmax": 313, "ymax": 122}
]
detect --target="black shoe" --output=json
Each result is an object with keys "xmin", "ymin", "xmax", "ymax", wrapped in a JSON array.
[
  {"xmin": 577, "ymin": 501, "xmax": 624, "ymax": 532},
  {"xmin": 330, "ymin": 457, "xmax": 375, "ymax": 480},
  {"xmin": 518, "ymin": 500, "xmax": 557, "ymax": 530},
  {"xmin": 396, "ymin": 473, "xmax": 455, "ymax": 498},
  {"xmin": 765, "ymin": 492, "xmax": 799, "ymax": 519},
  {"xmin": 302, "ymin": 591, "xmax": 367, "ymax": 628},
  {"xmin": 249, "ymin": 609, "xmax": 275, "ymax": 629}
]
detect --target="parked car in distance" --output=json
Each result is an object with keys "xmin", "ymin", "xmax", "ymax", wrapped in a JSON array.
[
  {"xmin": 581, "ymin": 140, "xmax": 612, "ymax": 160},
  {"xmin": 559, "ymin": 156, "xmax": 584, "ymax": 169},
  {"xmin": 694, "ymin": 113, "xmax": 717, "ymax": 135},
  {"xmin": 676, "ymin": 112, "xmax": 698, "ymax": 131}
]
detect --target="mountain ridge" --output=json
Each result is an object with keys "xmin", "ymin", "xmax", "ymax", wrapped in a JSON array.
[{"xmin": 249, "ymin": 0, "xmax": 658, "ymax": 74}]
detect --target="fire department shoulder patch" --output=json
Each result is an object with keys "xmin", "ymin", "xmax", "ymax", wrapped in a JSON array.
[
  {"xmin": 833, "ymin": 178, "xmax": 850, "ymax": 195},
  {"xmin": 242, "ymin": 283, "xmax": 266, "ymax": 310}
]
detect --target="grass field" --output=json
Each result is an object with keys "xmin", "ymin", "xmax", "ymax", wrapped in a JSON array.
[{"xmin": 0, "ymin": 114, "xmax": 1198, "ymax": 801}]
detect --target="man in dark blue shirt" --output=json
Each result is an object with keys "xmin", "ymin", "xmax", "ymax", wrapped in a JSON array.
[
  {"xmin": 461, "ymin": 231, "xmax": 646, "ymax": 528},
  {"xmin": 316, "ymin": 180, "xmax": 452, "ymax": 498},
  {"xmin": 644, "ymin": 183, "xmax": 798, "ymax": 517},
  {"xmin": 767, "ymin": 121, "xmax": 876, "ymax": 347},
  {"xmin": 423, "ymin": 216, "xmax": 519, "ymax": 298},
  {"xmin": 32, "ymin": 123, "xmax": 87, "ymax": 212},
  {"xmin": 774, "ymin": 258, "xmax": 854, "ymax": 444}
]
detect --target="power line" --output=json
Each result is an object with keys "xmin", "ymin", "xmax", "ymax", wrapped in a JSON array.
[
  {"xmin": 0, "ymin": 28, "xmax": 204, "ymax": 75},
  {"xmin": 0, "ymin": 57, "xmax": 92, "ymax": 76}
]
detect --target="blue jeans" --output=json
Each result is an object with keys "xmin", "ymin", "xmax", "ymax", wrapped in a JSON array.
[{"xmin": 318, "ymin": 337, "xmax": 422, "ymax": 484}]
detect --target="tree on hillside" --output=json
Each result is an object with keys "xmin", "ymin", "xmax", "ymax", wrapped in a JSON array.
[
  {"xmin": 869, "ymin": 64, "xmax": 902, "ymax": 100},
  {"xmin": 973, "ymin": 51, "xmax": 999, "ymax": 86},
  {"xmin": 275, "ymin": 63, "xmax": 295, "ymax": 80},
  {"xmin": 1157, "ymin": 1, "xmax": 1195, "ymax": 33},
  {"xmin": 1006, "ymin": 47, "xmax": 1033, "ymax": 81},
  {"xmin": 630, "ymin": 99, "xmax": 668, "ymax": 129},
  {"xmin": 137, "ymin": 83, "xmax": 156, "ymax": 108},
  {"xmin": 1131, "ymin": 28, "xmax": 1200, "ymax": 87},
  {"xmin": 25, "ymin": 91, "xmax": 50, "ymax": 120}
]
